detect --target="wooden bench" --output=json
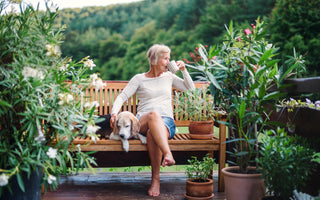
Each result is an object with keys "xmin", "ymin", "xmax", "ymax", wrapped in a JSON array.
[{"xmin": 71, "ymin": 81, "xmax": 227, "ymax": 192}]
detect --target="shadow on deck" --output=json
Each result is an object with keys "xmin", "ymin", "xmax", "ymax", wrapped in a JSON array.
[{"xmin": 42, "ymin": 170, "xmax": 226, "ymax": 200}]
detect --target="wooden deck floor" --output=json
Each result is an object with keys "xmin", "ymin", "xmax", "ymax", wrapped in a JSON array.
[{"xmin": 42, "ymin": 170, "xmax": 226, "ymax": 200}]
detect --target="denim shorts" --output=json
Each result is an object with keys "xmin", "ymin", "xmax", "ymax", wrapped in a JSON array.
[
  {"xmin": 162, "ymin": 116, "xmax": 176, "ymax": 139},
  {"xmin": 138, "ymin": 116, "xmax": 176, "ymax": 139}
]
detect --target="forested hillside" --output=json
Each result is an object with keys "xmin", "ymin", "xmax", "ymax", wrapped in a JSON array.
[{"xmin": 55, "ymin": 0, "xmax": 319, "ymax": 80}]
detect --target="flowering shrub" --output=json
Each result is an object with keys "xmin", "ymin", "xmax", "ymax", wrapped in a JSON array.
[
  {"xmin": 0, "ymin": 2, "xmax": 104, "ymax": 195},
  {"xmin": 186, "ymin": 18, "xmax": 305, "ymax": 173}
]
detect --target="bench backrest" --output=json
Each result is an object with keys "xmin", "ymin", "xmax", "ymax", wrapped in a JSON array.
[{"xmin": 84, "ymin": 81, "xmax": 209, "ymax": 127}]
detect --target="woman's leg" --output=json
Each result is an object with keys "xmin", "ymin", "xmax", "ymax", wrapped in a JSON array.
[
  {"xmin": 146, "ymin": 129, "xmax": 162, "ymax": 196},
  {"xmin": 139, "ymin": 111, "xmax": 175, "ymax": 196},
  {"xmin": 140, "ymin": 111, "xmax": 175, "ymax": 166}
]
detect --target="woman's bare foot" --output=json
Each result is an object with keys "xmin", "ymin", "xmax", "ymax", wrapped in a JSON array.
[
  {"xmin": 148, "ymin": 177, "xmax": 160, "ymax": 196},
  {"xmin": 161, "ymin": 153, "xmax": 175, "ymax": 167}
]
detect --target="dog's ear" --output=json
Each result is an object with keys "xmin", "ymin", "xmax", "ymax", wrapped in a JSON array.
[
  {"xmin": 113, "ymin": 115, "xmax": 119, "ymax": 135},
  {"xmin": 130, "ymin": 115, "xmax": 140, "ymax": 136}
]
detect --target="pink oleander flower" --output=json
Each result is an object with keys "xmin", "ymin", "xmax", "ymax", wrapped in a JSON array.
[{"xmin": 244, "ymin": 29, "xmax": 252, "ymax": 35}]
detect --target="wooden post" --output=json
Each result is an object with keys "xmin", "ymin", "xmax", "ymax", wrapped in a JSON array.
[{"xmin": 218, "ymin": 116, "xmax": 227, "ymax": 192}]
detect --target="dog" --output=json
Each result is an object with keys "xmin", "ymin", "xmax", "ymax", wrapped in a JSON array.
[{"xmin": 96, "ymin": 111, "xmax": 146, "ymax": 152}]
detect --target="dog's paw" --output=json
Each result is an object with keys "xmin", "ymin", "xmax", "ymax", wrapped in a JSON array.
[
  {"xmin": 122, "ymin": 140, "xmax": 129, "ymax": 152},
  {"xmin": 139, "ymin": 134, "xmax": 147, "ymax": 144},
  {"xmin": 110, "ymin": 132, "xmax": 120, "ymax": 140}
]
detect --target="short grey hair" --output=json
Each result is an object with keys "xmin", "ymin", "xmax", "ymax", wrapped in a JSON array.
[{"xmin": 147, "ymin": 44, "xmax": 171, "ymax": 65}]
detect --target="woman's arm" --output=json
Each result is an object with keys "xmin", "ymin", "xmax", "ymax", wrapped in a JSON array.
[{"xmin": 172, "ymin": 62, "xmax": 195, "ymax": 91}]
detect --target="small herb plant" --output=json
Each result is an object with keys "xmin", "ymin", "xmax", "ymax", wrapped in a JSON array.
[
  {"xmin": 185, "ymin": 154, "xmax": 215, "ymax": 182},
  {"xmin": 174, "ymin": 87, "xmax": 216, "ymax": 121}
]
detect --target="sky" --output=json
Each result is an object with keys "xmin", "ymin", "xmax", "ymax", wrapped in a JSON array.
[{"xmin": 5, "ymin": 0, "xmax": 143, "ymax": 12}]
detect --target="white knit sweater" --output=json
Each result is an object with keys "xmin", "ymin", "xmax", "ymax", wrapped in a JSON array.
[{"xmin": 111, "ymin": 70, "xmax": 195, "ymax": 119}]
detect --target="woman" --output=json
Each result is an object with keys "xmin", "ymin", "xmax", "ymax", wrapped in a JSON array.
[{"xmin": 110, "ymin": 44, "xmax": 195, "ymax": 196}]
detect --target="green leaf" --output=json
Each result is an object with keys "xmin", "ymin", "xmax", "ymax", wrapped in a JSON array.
[
  {"xmin": 262, "ymin": 91, "xmax": 283, "ymax": 101},
  {"xmin": 16, "ymin": 173, "xmax": 25, "ymax": 192},
  {"xmin": 0, "ymin": 100, "xmax": 13, "ymax": 108},
  {"xmin": 258, "ymin": 84, "xmax": 266, "ymax": 99},
  {"xmin": 206, "ymin": 72, "xmax": 222, "ymax": 90},
  {"xmin": 280, "ymin": 62, "xmax": 299, "ymax": 81},
  {"xmin": 239, "ymin": 100, "xmax": 246, "ymax": 119},
  {"xmin": 258, "ymin": 49, "xmax": 274, "ymax": 65}
]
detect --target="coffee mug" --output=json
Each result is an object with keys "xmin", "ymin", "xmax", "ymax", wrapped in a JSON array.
[{"xmin": 167, "ymin": 60, "xmax": 179, "ymax": 74}]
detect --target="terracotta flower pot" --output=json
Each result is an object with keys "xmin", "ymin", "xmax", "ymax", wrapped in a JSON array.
[
  {"xmin": 189, "ymin": 120, "xmax": 214, "ymax": 140},
  {"xmin": 185, "ymin": 178, "xmax": 214, "ymax": 200},
  {"xmin": 222, "ymin": 166, "xmax": 265, "ymax": 200}
]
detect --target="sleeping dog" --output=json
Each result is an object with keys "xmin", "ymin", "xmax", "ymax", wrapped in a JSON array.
[
  {"xmin": 96, "ymin": 111, "xmax": 147, "ymax": 152},
  {"xmin": 111, "ymin": 111, "xmax": 147, "ymax": 152}
]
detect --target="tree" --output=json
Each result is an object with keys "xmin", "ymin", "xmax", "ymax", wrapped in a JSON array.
[
  {"xmin": 266, "ymin": 0, "xmax": 320, "ymax": 75},
  {"xmin": 195, "ymin": 0, "xmax": 241, "ymax": 45}
]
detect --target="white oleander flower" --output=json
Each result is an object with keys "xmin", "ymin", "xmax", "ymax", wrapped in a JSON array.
[
  {"xmin": 58, "ymin": 93, "xmax": 74, "ymax": 105},
  {"xmin": 84, "ymin": 101, "xmax": 99, "ymax": 109},
  {"xmin": 84, "ymin": 59, "xmax": 96, "ymax": 70},
  {"xmin": 90, "ymin": 73, "xmax": 98, "ymax": 81},
  {"xmin": 66, "ymin": 94, "xmax": 74, "ymax": 103},
  {"xmin": 35, "ymin": 125, "xmax": 46, "ymax": 144},
  {"xmin": 22, "ymin": 66, "xmax": 44, "ymax": 80},
  {"xmin": 49, "ymin": 3, "xmax": 58, "ymax": 12},
  {"xmin": 86, "ymin": 125, "xmax": 100, "ymax": 135},
  {"xmin": 47, "ymin": 174, "xmax": 57, "ymax": 184},
  {"xmin": 46, "ymin": 44, "xmax": 61, "ymax": 57},
  {"xmin": 59, "ymin": 64, "xmax": 69, "ymax": 71},
  {"xmin": 46, "ymin": 147, "xmax": 57, "ymax": 159},
  {"xmin": 0, "ymin": 174, "xmax": 9, "ymax": 186},
  {"xmin": 91, "ymin": 78, "xmax": 106, "ymax": 90}
]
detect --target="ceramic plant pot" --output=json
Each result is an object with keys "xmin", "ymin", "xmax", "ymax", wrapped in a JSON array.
[
  {"xmin": 189, "ymin": 120, "xmax": 214, "ymax": 140},
  {"xmin": 1, "ymin": 166, "xmax": 42, "ymax": 200},
  {"xmin": 222, "ymin": 166, "xmax": 265, "ymax": 200}
]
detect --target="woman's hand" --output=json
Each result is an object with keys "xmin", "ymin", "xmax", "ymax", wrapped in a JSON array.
[
  {"xmin": 176, "ymin": 60, "xmax": 186, "ymax": 71},
  {"xmin": 110, "ymin": 113, "xmax": 117, "ymax": 129}
]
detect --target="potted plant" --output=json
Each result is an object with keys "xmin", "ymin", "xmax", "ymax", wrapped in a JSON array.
[
  {"xmin": 184, "ymin": 154, "xmax": 215, "ymax": 199},
  {"xmin": 186, "ymin": 18, "xmax": 305, "ymax": 200},
  {"xmin": 277, "ymin": 97, "xmax": 320, "ymax": 136},
  {"xmin": 174, "ymin": 86, "xmax": 218, "ymax": 139},
  {"xmin": 257, "ymin": 128, "xmax": 314, "ymax": 200},
  {"xmin": 0, "ymin": 2, "xmax": 103, "ymax": 199}
]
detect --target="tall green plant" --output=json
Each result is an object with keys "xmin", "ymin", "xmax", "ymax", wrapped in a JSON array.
[
  {"xmin": 0, "ymin": 1, "xmax": 104, "ymax": 195},
  {"xmin": 187, "ymin": 18, "xmax": 304, "ymax": 173}
]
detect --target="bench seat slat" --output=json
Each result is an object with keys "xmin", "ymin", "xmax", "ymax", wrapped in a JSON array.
[{"xmin": 71, "ymin": 137, "xmax": 220, "ymax": 152}]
